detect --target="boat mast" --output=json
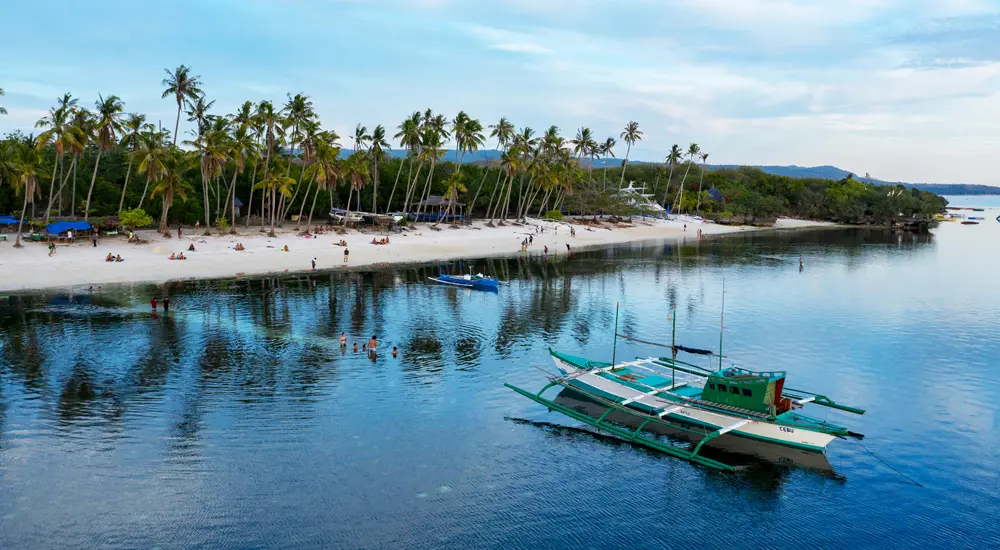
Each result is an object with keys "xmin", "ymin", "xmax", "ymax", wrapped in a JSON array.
[
  {"xmin": 719, "ymin": 279, "xmax": 725, "ymax": 370},
  {"xmin": 670, "ymin": 303, "xmax": 677, "ymax": 386},
  {"xmin": 612, "ymin": 301, "xmax": 620, "ymax": 366}
]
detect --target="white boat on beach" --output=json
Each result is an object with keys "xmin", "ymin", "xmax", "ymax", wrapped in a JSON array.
[{"xmin": 617, "ymin": 182, "xmax": 667, "ymax": 216}]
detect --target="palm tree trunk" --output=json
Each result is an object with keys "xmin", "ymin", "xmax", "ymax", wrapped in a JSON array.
[
  {"xmin": 72, "ymin": 157, "xmax": 77, "ymax": 216},
  {"xmin": 416, "ymin": 160, "xmax": 436, "ymax": 219},
  {"xmin": 268, "ymin": 187, "xmax": 277, "ymax": 237},
  {"xmin": 371, "ymin": 158, "xmax": 379, "ymax": 213},
  {"xmin": 536, "ymin": 187, "xmax": 552, "ymax": 217},
  {"xmin": 618, "ymin": 143, "xmax": 631, "ymax": 189},
  {"xmin": 467, "ymin": 164, "xmax": 493, "ymax": 220},
  {"xmin": 295, "ymin": 172, "xmax": 316, "ymax": 230},
  {"xmin": 696, "ymin": 162, "xmax": 706, "ymax": 211},
  {"xmin": 118, "ymin": 155, "xmax": 134, "ymax": 213},
  {"xmin": 344, "ymin": 186, "xmax": 353, "ymax": 225},
  {"xmin": 227, "ymin": 168, "xmax": 239, "ymax": 234},
  {"xmin": 48, "ymin": 156, "xmax": 77, "ymax": 221},
  {"xmin": 485, "ymin": 169, "xmax": 504, "ymax": 223},
  {"xmin": 404, "ymin": 160, "xmax": 424, "ymax": 215},
  {"xmin": 83, "ymin": 149, "xmax": 104, "ymax": 221},
  {"xmin": 13, "ymin": 192, "xmax": 30, "ymax": 248},
  {"xmin": 173, "ymin": 101, "xmax": 181, "ymax": 145},
  {"xmin": 384, "ymin": 157, "xmax": 407, "ymax": 215},
  {"xmin": 245, "ymin": 161, "xmax": 258, "ymax": 227},
  {"xmin": 662, "ymin": 163, "xmax": 675, "ymax": 208},
  {"xmin": 602, "ymin": 162, "xmax": 609, "ymax": 192},
  {"xmin": 674, "ymin": 159, "xmax": 694, "ymax": 214},
  {"xmin": 44, "ymin": 157, "xmax": 59, "ymax": 224},
  {"xmin": 306, "ymin": 181, "xmax": 322, "ymax": 232}
]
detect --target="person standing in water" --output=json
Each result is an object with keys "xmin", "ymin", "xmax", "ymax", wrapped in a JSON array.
[
  {"xmin": 367, "ymin": 335, "xmax": 377, "ymax": 351},
  {"xmin": 162, "ymin": 297, "xmax": 170, "ymax": 312},
  {"xmin": 339, "ymin": 332, "xmax": 347, "ymax": 346},
  {"xmin": 150, "ymin": 297, "xmax": 158, "ymax": 311}
]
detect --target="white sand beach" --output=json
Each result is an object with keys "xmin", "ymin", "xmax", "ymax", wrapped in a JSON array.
[{"xmin": 0, "ymin": 217, "xmax": 836, "ymax": 292}]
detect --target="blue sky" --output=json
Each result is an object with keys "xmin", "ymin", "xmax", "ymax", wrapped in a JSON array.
[{"xmin": 2, "ymin": 0, "xmax": 999, "ymax": 184}]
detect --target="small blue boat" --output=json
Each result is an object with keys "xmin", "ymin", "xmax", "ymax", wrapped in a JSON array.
[{"xmin": 429, "ymin": 273, "xmax": 499, "ymax": 291}]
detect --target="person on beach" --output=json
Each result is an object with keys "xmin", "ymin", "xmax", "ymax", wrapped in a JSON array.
[
  {"xmin": 188, "ymin": 243, "xmax": 196, "ymax": 252},
  {"xmin": 169, "ymin": 253, "xmax": 176, "ymax": 260},
  {"xmin": 392, "ymin": 346, "xmax": 398, "ymax": 358},
  {"xmin": 116, "ymin": 254, "xmax": 123, "ymax": 262},
  {"xmin": 566, "ymin": 243, "xmax": 571, "ymax": 254},
  {"xmin": 283, "ymin": 245, "xmax": 289, "ymax": 252},
  {"xmin": 683, "ymin": 224, "xmax": 687, "ymax": 232},
  {"xmin": 178, "ymin": 225, "xmax": 183, "ymax": 239},
  {"xmin": 106, "ymin": 253, "xmax": 114, "ymax": 262},
  {"xmin": 544, "ymin": 245, "xmax": 548, "ymax": 255},
  {"xmin": 529, "ymin": 235, "xmax": 533, "ymax": 245},
  {"xmin": 343, "ymin": 248, "xmax": 349, "ymax": 263},
  {"xmin": 195, "ymin": 221, "xmax": 200, "ymax": 231},
  {"xmin": 163, "ymin": 297, "xmax": 170, "ymax": 312},
  {"xmin": 339, "ymin": 332, "xmax": 347, "ymax": 347},
  {"xmin": 92, "ymin": 232, "xmax": 98, "ymax": 247},
  {"xmin": 68, "ymin": 229, "xmax": 74, "ymax": 243},
  {"xmin": 312, "ymin": 258, "xmax": 317, "ymax": 270},
  {"xmin": 150, "ymin": 297, "xmax": 158, "ymax": 311}
]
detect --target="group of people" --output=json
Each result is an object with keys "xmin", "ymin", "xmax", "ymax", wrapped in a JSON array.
[
  {"xmin": 105, "ymin": 252, "xmax": 124, "ymax": 262},
  {"xmin": 370, "ymin": 236, "xmax": 391, "ymax": 245},
  {"xmin": 335, "ymin": 239, "xmax": 348, "ymax": 247},
  {"xmin": 339, "ymin": 332, "xmax": 398, "ymax": 357},
  {"xmin": 150, "ymin": 296, "xmax": 170, "ymax": 312},
  {"xmin": 168, "ymin": 252, "xmax": 187, "ymax": 260},
  {"xmin": 234, "ymin": 243, "xmax": 246, "ymax": 251}
]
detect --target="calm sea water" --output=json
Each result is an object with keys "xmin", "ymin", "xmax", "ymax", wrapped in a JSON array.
[{"xmin": 2, "ymin": 202, "xmax": 1000, "ymax": 549}]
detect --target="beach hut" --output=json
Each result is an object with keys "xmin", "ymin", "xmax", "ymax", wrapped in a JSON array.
[
  {"xmin": 233, "ymin": 196, "xmax": 244, "ymax": 218},
  {"xmin": 413, "ymin": 196, "xmax": 464, "ymax": 223},
  {"xmin": 46, "ymin": 220, "xmax": 93, "ymax": 242},
  {"xmin": 707, "ymin": 187, "xmax": 724, "ymax": 203}
]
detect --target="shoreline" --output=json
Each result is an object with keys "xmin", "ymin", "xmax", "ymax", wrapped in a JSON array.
[{"xmin": 0, "ymin": 217, "xmax": 841, "ymax": 293}]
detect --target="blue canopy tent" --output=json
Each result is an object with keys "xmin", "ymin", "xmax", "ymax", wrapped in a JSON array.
[
  {"xmin": 0, "ymin": 216, "xmax": 19, "ymax": 225},
  {"xmin": 46, "ymin": 220, "xmax": 92, "ymax": 236}
]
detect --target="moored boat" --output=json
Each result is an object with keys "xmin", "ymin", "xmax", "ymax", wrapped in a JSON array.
[
  {"xmin": 429, "ymin": 273, "xmax": 499, "ymax": 291},
  {"xmin": 961, "ymin": 221, "xmax": 979, "ymax": 225}
]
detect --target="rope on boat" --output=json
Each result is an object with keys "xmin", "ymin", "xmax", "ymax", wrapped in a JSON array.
[
  {"xmin": 616, "ymin": 334, "xmax": 726, "ymax": 358},
  {"xmin": 853, "ymin": 439, "xmax": 924, "ymax": 487}
]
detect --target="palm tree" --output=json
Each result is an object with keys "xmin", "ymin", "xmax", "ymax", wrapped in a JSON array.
[
  {"xmin": 0, "ymin": 87, "xmax": 6, "ymax": 115},
  {"xmin": 368, "ymin": 124, "xmax": 389, "ymax": 213},
  {"xmin": 161, "ymin": 65, "xmax": 203, "ymax": 145},
  {"xmin": 36, "ymin": 104, "xmax": 73, "ymax": 222},
  {"xmin": 599, "ymin": 137, "xmax": 616, "ymax": 190},
  {"xmin": 618, "ymin": 121, "xmax": 642, "ymax": 189},
  {"xmin": 696, "ymin": 151, "xmax": 709, "ymax": 211},
  {"xmin": 254, "ymin": 101, "xmax": 282, "ymax": 231},
  {"xmin": 224, "ymin": 124, "xmax": 259, "ymax": 233},
  {"xmin": 5, "ymin": 136, "xmax": 44, "ymax": 248},
  {"xmin": 353, "ymin": 124, "xmax": 370, "ymax": 153},
  {"xmin": 434, "ymin": 173, "xmax": 467, "ymax": 227},
  {"xmin": 662, "ymin": 144, "xmax": 683, "ymax": 208},
  {"xmin": 393, "ymin": 111, "xmax": 423, "ymax": 215},
  {"xmin": 673, "ymin": 143, "xmax": 700, "ymax": 214},
  {"xmin": 253, "ymin": 168, "xmax": 295, "ymax": 237},
  {"xmin": 185, "ymin": 128, "xmax": 227, "ymax": 234},
  {"xmin": 184, "ymin": 94, "xmax": 214, "ymax": 137},
  {"xmin": 150, "ymin": 149, "xmax": 193, "ymax": 232},
  {"xmin": 291, "ymin": 119, "xmax": 323, "ymax": 228},
  {"xmin": 342, "ymin": 152, "xmax": 370, "ymax": 221},
  {"xmin": 68, "ymin": 108, "xmax": 93, "ymax": 216},
  {"xmin": 304, "ymin": 138, "xmax": 342, "ymax": 232},
  {"xmin": 414, "ymin": 127, "xmax": 446, "ymax": 219},
  {"xmin": 117, "ymin": 113, "xmax": 150, "ymax": 212},
  {"xmin": 475, "ymin": 117, "xmax": 515, "ymax": 221},
  {"xmin": 136, "ymin": 130, "xmax": 169, "ymax": 209},
  {"xmin": 84, "ymin": 94, "xmax": 124, "ymax": 220}
]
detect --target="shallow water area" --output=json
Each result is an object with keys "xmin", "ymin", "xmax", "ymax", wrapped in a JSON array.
[{"xmin": 2, "ymin": 206, "xmax": 999, "ymax": 548}]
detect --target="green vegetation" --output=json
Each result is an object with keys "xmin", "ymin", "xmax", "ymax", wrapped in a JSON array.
[
  {"xmin": 0, "ymin": 66, "xmax": 947, "ymax": 247},
  {"xmin": 118, "ymin": 207, "xmax": 153, "ymax": 230}
]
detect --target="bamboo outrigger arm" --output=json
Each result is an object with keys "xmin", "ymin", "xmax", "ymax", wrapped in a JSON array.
[
  {"xmin": 505, "ymin": 380, "xmax": 737, "ymax": 472},
  {"xmin": 782, "ymin": 389, "xmax": 866, "ymax": 415}
]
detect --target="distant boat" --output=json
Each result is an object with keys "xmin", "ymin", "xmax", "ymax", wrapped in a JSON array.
[
  {"xmin": 961, "ymin": 221, "xmax": 979, "ymax": 225},
  {"xmin": 428, "ymin": 273, "xmax": 499, "ymax": 291},
  {"xmin": 968, "ymin": 216, "xmax": 984, "ymax": 220},
  {"xmin": 972, "ymin": 208, "xmax": 985, "ymax": 212},
  {"xmin": 329, "ymin": 208, "xmax": 363, "ymax": 224}
]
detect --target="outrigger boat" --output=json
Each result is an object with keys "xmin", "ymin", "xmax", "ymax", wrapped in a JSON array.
[
  {"xmin": 506, "ymin": 302, "xmax": 865, "ymax": 471},
  {"xmin": 428, "ymin": 273, "xmax": 499, "ymax": 291}
]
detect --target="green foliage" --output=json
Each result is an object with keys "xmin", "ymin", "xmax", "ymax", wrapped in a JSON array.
[
  {"xmin": 542, "ymin": 209, "xmax": 564, "ymax": 221},
  {"xmin": 118, "ymin": 207, "xmax": 153, "ymax": 229},
  {"xmin": 216, "ymin": 216, "xmax": 229, "ymax": 231}
]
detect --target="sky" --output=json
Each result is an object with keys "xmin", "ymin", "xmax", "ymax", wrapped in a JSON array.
[{"xmin": 1, "ymin": 0, "xmax": 999, "ymax": 185}]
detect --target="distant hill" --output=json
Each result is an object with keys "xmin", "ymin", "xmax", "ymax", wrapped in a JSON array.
[{"xmin": 342, "ymin": 149, "xmax": 999, "ymax": 195}]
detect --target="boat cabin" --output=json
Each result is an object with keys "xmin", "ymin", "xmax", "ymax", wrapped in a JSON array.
[{"xmin": 701, "ymin": 367, "xmax": 788, "ymax": 416}]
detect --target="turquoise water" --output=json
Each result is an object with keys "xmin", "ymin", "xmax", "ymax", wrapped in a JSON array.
[{"xmin": 1, "ymin": 216, "xmax": 999, "ymax": 548}]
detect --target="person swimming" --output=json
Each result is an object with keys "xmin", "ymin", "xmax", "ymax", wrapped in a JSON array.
[
  {"xmin": 391, "ymin": 346, "xmax": 398, "ymax": 358},
  {"xmin": 352, "ymin": 343, "xmax": 358, "ymax": 353}
]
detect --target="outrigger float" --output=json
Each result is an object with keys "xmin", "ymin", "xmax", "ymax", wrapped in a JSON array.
[{"xmin": 506, "ymin": 302, "xmax": 866, "ymax": 471}]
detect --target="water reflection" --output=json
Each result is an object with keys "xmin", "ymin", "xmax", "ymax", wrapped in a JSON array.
[{"xmin": 2, "ymin": 225, "xmax": 999, "ymax": 549}]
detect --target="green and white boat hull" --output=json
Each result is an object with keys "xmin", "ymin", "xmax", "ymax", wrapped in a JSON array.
[{"xmin": 553, "ymin": 355, "xmax": 837, "ymax": 453}]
